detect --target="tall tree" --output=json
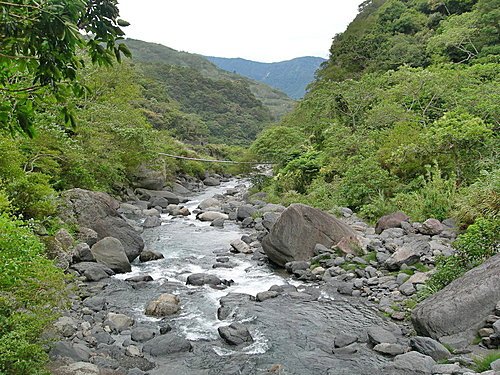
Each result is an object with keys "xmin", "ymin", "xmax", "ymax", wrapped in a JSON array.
[{"xmin": 0, "ymin": 0, "xmax": 131, "ymax": 136}]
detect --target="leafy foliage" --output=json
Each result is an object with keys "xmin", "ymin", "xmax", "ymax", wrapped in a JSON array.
[
  {"xmin": 0, "ymin": 214, "xmax": 67, "ymax": 374},
  {"xmin": 0, "ymin": 0, "xmax": 131, "ymax": 136}
]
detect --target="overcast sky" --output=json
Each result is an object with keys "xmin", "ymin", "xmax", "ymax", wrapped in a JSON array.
[{"xmin": 117, "ymin": 0, "xmax": 361, "ymax": 63}]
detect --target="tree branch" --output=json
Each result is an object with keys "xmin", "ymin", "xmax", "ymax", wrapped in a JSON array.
[{"xmin": 0, "ymin": 1, "xmax": 40, "ymax": 9}]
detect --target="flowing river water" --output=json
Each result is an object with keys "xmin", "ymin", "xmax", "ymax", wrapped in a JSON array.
[{"xmin": 103, "ymin": 179, "xmax": 393, "ymax": 374}]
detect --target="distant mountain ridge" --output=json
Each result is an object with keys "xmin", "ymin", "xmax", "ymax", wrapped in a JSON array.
[{"xmin": 206, "ymin": 56, "xmax": 326, "ymax": 99}]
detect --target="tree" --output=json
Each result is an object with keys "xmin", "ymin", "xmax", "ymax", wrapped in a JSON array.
[{"xmin": 0, "ymin": 0, "xmax": 131, "ymax": 136}]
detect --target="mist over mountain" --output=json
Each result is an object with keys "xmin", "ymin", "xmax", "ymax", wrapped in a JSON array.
[{"xmin": 206, "ymin": 56, "xmax": 326, "ymax": 99}]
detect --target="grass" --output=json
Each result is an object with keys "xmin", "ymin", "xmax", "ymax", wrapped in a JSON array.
[
  {"xmin": 473, "ymin": 351, "xmax": 500, "ymax": 372},
  {"xmin": 363, "ymin": 251, "xmax": 377, "ymax": 262},
  {"xmin": 412, "ymin": 262, "xmax": 431, "ymax": 273}
]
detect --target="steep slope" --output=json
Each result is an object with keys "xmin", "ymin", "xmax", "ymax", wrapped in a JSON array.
[
  {"xmin": 251, "ymin": 0, "xmax": 499, "ymax": 224},
  {"xmin": 206, "ymin": 56, "xmax": 326, "ymax": 99},
  {"xmin": 125, "ymin": 39, "xmax": 295, "ymax": 121}
]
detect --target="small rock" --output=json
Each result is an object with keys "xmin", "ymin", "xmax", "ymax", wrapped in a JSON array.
[
  {"xmin": 230, "ymin": 239, "xmax": 253, "ymax": 254},
  {"xmin": 105, "ymin": 312, "xmax": 134, "ymax": 333},
  {"xmin": 420, "ymin": 219, "xmax": 444, "ymax": 235},
  {"xmin": 186, "ymin": 273, "xmax": 222, "ymax": 286},
  {"xmin": 145, "ymin": 294, "xmax": 180, "ymax": 317}
]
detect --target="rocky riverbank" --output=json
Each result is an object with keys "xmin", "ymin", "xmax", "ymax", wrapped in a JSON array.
[{"xmin": 47, "ymin": 173, "xmax": 499, "ymax": 375}]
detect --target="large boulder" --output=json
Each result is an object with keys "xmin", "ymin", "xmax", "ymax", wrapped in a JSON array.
[
  {"xmin": 90, "ymin": 237, "xmax": 131, "ymax": 273},
  {"xmin": 135, "ymin": 188, "xmax": 180, "ymax": 205},
  {"xmin": 197, "ymin": 211, "xmax": 229, "ymax": 222},
  {"xmin": 133, "ymin": 162, "xmax": 166, "ymax": 190},
  {"xmin": 376, "ymin": 212, "xmax": 410, "ymax": 234},
  {"xmin": 412, "ymin": 253, "xmax": 500, "ymax": 348},
  {"xmin": 218, "ymin": 323, "xmax": 253, "ymax": 345},
  {"xmin": 145, "ymin": 294, "xmax": 180, "ymax": 317},
  {"xmin": 262, "ymin": 204, "xmax": 358, "ymax": 267},
  {"xmin": 60, "ymin": 189, "xmax": 144, "ymax": 262},
  {"xmin": 142, "ymin": 334, "xmax": 192, "ymax": 356}
]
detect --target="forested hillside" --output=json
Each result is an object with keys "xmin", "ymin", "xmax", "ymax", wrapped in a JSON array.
[
  {"xmin": 251, "ymin": 0, "xmax": 499, "ymax": 227},
  {"xmin": 206, "ymin": 56, "xmax": 326, "ymax": 99},
  {"xmin": 126, "ymin": 39, "xmax": 296, "ymax": 125}
]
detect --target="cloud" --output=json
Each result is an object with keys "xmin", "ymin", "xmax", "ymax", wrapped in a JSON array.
[{"xmin": 118, "ymin": 0, "xmax": 360, "ymax": 62}]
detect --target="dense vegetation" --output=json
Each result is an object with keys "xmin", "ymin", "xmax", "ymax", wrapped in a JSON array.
[
  {"xmin": 251, "ymin": 0, "xmax": 499, "ymax": 290},
  {"xmin": 125, "ymin": 39, "xmax": 296, "ymax": 123},
  {"xmin": 207, "ymin": 56, "xmax": 326, "ymax": 99}
]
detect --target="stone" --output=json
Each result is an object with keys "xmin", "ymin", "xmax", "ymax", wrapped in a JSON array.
[
  {"xmin": 133, "ymin": 162, "xmax": 166, "ymax": 190},
  {"xmin": 186, "ymin": 273, "xmax": 222, "ymax": 286},
  {"xmin": 142, "ymin": 216, "xmax": 162, "ymax": 228},
  {"xmin": 367, "ymin": 326, "xmax": 398, "ymax": 345},
  {"xmin": 285, "ymin": 260, "xmax": 310, "ymax": 274},
  {"xmin": 420, "ymin": 219, "xmax": 444, "ymax": 235},
  {"xmin": 334, "ymin": 332, "xmax": 358, "ymax": 348},
  {"xmin": 106, "ymin": 312, "xmax": 134, "ymax": 333},
  {"xmin": 203, "ymin": 176, "xmax": 220, "ymax": 186},
  {"xmin": 230, "ymin": 239, "xmax": 253, "ymax": 254},
  {"xmin": 197, "ymin": 211, "xmax": 229, "ymax": 222},
  {"xmin": 383, "ymin": 351, "xmax": 436, "ymax": 375},
  {"xmin": 385, "ymin": 240, "xmax": 430, "ymax": 271},
  {"xmin": 211, "ymin": 218, "xmax": 225, "ymax": 228},
  {"xmin": 256, "ymin": 291, "xmax": 280, "ymax": 302},
  {"xmin": 198, "ymin": 198, "xmax": 220, "ymax": 210},
  {"xmin": 373, "ymin": 343, "xmax": 406, "ymax": 356},
  {"xmin": 236, "ymin": 205, "xmax": 257, "ymax": 221},
  {"xmin": 77, "ymin": 227, "xmax": 99, "ymax": 247},
  {"xmin": 83, "ymin": 296, "xmax": 107, "ymax": 312},
  {"xmin": 125, "ymin": 275, "xmax": 154, "ymax": 282},
  {"xmin": 72, "ymin": 243, "xmax": 94, "ymax": 263},
  {"xmin": 55, "ymin": 362, "xmax": 100, "ymax": 375},
  {"xmin": 410, "ymin": 336, "xmax": 451, "ymax": 361},
  {"xmin": 262, "ymin": 212, "xmax": 280, "ymax": 231},
  {"xmin": 60, "ymin": 189, "xmax": 144, "ymax": 262},
  {"xmin": 491, "ymin": 358, "xmax": 500, "ymax": 371},
  {"xmin": 142, "ymin": 334, "xmax": 192, "ymax": 356},
  {"xmin": 90, "ymin": 237, "xmax": 131, "ymax": 273},
  {"xmin": 135, "ymin": 188, "xmax": 180, "ymax": 204},
  {"xmin": 375, "ymin": 212, "xmax": 410, "ymax": 234},
  {"xmin": 131, "ymin": 326, "xmax": 157, "ymax": 343},
  {"xmin": 431, "ymin": 364, "xmax": 462, "ymax": 374},
  {"xmin": 71, "ymin": 262, "xmax": 115, "ymax": 281},
  {"xmin": 412, "ymin": 253, "xmax": 500, "ymax": 348},
  {"xmin": 139, "ymin": 249, "xmax": 164, "ymax": 262},
  {"xmin": 54, "ymin": 316, "xmax": 77, "ymax": 337},
  {"xmin": 218, "ymin": 322, "xmax": 253, "ymax": 345},
  {"xmin": 50, "ymin": 341, "xmax": 92, "ymax": 362},
  {"xmin": 399, "ymin": 281, "xmax": 417, "ymax": 296},
  {"xmin": 262, "ymin": 204, "xmax": 358, "ymax": 267},
  {"xmin": 145, "ymin": 294, "xmax": 180, "ymax": 317}
]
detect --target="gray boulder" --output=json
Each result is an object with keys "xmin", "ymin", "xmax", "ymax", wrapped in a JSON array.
[
  {"xmin": 135, "ymin": 188, "xmax": 180, "ymax": 205},
  {"xmin": 142, "ymin": 216, "xmax": 162, "ymax": 228},
  {"xmin": 236, "ymin": 205, "xmax": 257, "ymax": 221},
  {"xmin": 197, "ymin": 211, "xmax": 229, "ymax": 222},
  {"xmin": 262, "ymin": 204, "xmax": 358, "ymax": 267},
  {"xmin": 139, "ymin": 249, "xmax": 164, "ymax": 262},
  {"xmin": 133, "ymin": 162, "xmax": 166, "ymax": 190},
  {"xmin": 420, "ymin": 219, "xmax": 444, "ymax": 235},
  {"xmin": 60, "ymin": 189, "xmax": 144, "ymax": 261},
  {"xmin": 71, "ymin": 262, "xmax": 115, "ymax": 281},
  {"xmin": 145, "ymin": 294, "xmax": 180, "ymax": 317},
  {"xmin": 131, "ymin": 326, "xmax": 157, "ymax": 343},
  {"xmin": 409, "ymin": 336, "xmax": 451, "ymax": 361},
  {"xmin": 412, "ymin": 253, "xmax": 500, "ymax": 348},
  {"xmin": 385, "ymin": 240, "xmax": 429, "ymax": 271},
  {"xmin": 203, "ymin": 176, "xmax": 220, "ymax": 186},
  {"xmin": 367, "ymin": 326, "xmax": 397, "ymax": 345},
  {"xmin": 198, "ymin": 197, "xmax": 220, "ymax": 210},
  {"xmin": 230, "ymin": 239, "xmax": 253, "ymax": 254},
  {"xmin": 376, "ymin": 211, "xmax": 410, "ymax": 234},
  {"xmin": 218, "ymin": 323, "xmax": 253, "ymax": 345},
  {"xmin": 383, "ymin": 351, "xmax": 435, "ymax": 374},
  {"xmin": 186, "ymin": 273, "xmax": 222, "ymax": 286},
  {"xmin": 142, "ymin": 334, "xmax": 192, "ymax": 356},
  {"xmin": 90, "ymin": 237, "xmax": 131, "ymax": 273},
  {"xmin": 50, "ymin": 341, "xmax": 92, "ymax": 362}
]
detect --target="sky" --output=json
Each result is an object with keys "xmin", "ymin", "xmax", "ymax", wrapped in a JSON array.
[{"xmin": 117, "ymin": 0, "xmax": 361, "ymax": 63}]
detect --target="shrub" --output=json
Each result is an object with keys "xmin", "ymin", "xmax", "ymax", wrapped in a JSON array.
[
  {"xmin": 473, "ymin": 352, "xmax": 500, "ymax": 373},
  {"xmin": 419, "ymin": 217, "xmax": 499, "ymax": 298},
  {"xmin": 0, "ymin": 214, "xmax": 67, "ymax": 374}
]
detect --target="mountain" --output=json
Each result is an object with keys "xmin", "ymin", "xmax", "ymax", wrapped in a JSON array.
[
  {"xmin": 206, "ymin": 56, "xmax": 326, "ymax": 99},
  {"xmin": 125, "ymin": 39, "xmax": 295, "ymax": 122}
]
